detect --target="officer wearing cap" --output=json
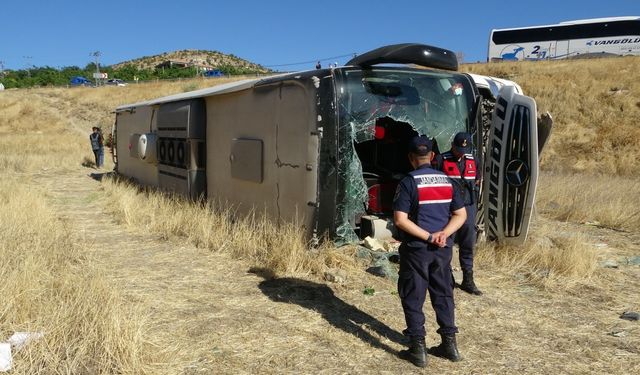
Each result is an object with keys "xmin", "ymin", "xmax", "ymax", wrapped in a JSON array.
[
  {"xmin": 435, "ymin": 132, "xmax": 483, "ymax": 295},
  {"xmin": 393, "ymin": 135, "xmax": 467, "ymax": 368}
]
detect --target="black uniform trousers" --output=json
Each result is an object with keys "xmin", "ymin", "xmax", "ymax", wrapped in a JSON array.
[
  {"xmin": 92, "ymin": 149, "xmax": 100, "ymax": 166},
  {"xmin": 398, "ymin": 243, "xmax": 458, "ymax": 338},
  {"xmin": 454, "ymin": 204, "xmax": 477, "ymax": 272}
]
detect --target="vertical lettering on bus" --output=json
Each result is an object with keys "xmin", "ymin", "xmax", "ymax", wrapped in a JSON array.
[{"xmin": 487, "ymin": 96, "xmax": 508, "ymax": 238}]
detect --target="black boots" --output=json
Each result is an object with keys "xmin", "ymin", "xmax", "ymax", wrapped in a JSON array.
[
  {"xmin": 428, "ymin": 334, "xmax": 462, "ymax": 362},
  {"xmin": 401, "ymin": 335, "xmax": 463, "ymax": 366},
  {"xmin": 399, "ymin": 336, "xmax": 427, "ymax": 368},
  {"xmin": 460, "ymin": 270, "xmax": 483, "ymax": 295}
]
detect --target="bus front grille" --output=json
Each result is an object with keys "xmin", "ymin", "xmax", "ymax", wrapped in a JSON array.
[{"xmin": 503, "ymin": 105, "xmax": 532, "ymax": 237}]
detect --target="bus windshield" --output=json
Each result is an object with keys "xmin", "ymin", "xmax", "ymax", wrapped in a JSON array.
[
  {"xmin": 338, "ymin": 68, "xmax": 474, "ymax": 148},
  {"xmin": 332, "ymin": 68, "xmax": 475, "ymax": 244}
]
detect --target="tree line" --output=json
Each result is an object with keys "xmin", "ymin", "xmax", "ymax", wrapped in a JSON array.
[{"xmin": 0, "ymin": 63, "xmax": 266, "ymax": 89}]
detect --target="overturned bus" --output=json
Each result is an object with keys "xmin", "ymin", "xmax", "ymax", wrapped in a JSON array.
[{"xmin": 112, "ymin": 44, "xmax": 551, "ymax": 246}]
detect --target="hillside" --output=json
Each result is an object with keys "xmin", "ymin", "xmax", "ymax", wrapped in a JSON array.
[
  {"xmin": 0, "ymin": 50, "xmax": 270, "ymax": 89},
  {"xmin": 110, "ymin": 49, "xmax": 271, "ymax": 73},
  {"xmin": 460, "ymin": 56, "xmax": 640, "ymax": 176}
]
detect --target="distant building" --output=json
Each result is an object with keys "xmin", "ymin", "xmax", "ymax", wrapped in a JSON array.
[
  {"xmin": 155, "ymin": 59, "xmax": 215, "ymax": 72},
  {"xmin": 155, "ymin": 59, "xmax": 190, "ymax": 69}
]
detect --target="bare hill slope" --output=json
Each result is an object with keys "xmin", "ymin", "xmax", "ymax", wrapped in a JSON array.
[
  {"xmin": 111, "ymin": 49, "xmax": 270, "ymax": 73},
  {"xmin": 461, "ymin": 56, "xmax": 640, "ymax": 176}
]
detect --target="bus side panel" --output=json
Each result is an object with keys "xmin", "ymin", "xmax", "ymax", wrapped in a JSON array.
[
  {"xmin": 115, "ymin": 106, "xmax": 159, "ymax": 187},
  {"xmin": 206, "ymin": 90, "xmax": 278, "ymax": 216},
  {"xmin": 205, "ymin": 83, "xmax": 319, "ymax": 233}
]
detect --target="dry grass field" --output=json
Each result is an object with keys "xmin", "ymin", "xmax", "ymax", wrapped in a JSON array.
[
  {"xmin": 1, "ymin": 60, "xmax": 639, "ymax": 374},
  {"xmin": 462, "ymin": 57, "xmax": 640, "ymax": 176}
]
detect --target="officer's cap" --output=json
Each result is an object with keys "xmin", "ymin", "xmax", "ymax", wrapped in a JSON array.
[
  {"xmin": 409, "ymin": 135, "xmax": 433, "ymax": 156},
  {"xmin": 453, "ymin": 132, "xmax": 472, "ymax": 154}
]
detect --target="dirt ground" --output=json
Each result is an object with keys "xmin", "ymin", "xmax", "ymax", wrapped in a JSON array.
[{"xmin": 32, "ymin": 168, "xmax": 640, "ymax": 374}]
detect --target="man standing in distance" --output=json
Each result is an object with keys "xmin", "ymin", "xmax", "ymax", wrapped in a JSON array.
[
  {"xmin": 89, "ymin": 126, "xmax": 104, "ymax": 169},
  {"xmin": 393, "ymin": 135, "xmax": 467, "ymax": 367},
  {"xmin": 435, "ymin": 132, "xmax": 482, "ymax": 295}
]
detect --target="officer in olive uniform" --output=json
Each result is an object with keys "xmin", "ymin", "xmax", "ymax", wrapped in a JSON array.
[
  {"xmin": 393, "ymin": 136, "xmax": 467, "ymax": 368},
  {"xmin": 435, "ymin": 132, "xmax": 483, "ymax": 295}
]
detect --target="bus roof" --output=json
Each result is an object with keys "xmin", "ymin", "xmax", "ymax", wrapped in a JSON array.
[
  {"xmin": 559, "ymin": 16, "xmax": 640, "ymax": 25},
  {"xmin": 491, "ymin": 16, "xmax": 640, "ymax": 32},
  {"xmin": 115, "ymin": 78, "xmax": 261, "ymax": 111}
]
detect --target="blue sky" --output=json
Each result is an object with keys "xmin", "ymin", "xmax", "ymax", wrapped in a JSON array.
[{"xmin": 0, "ymin": 0, "xmax": 637, "ymax": 71}]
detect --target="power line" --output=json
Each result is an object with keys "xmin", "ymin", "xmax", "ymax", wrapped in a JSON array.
[{"xmin": 263, "ymin": 52, "xmax": 357, "ymax": 68}]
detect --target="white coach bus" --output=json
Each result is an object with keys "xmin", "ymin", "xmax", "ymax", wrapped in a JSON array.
[{"xmin": 488, "ymin": 16, "xmax": 640, "ymax": 61}]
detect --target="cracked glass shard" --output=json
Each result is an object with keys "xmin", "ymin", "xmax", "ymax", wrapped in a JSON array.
[{"xmin": 333, "ymin": 68, "xmax": 475, "ymax": 244}]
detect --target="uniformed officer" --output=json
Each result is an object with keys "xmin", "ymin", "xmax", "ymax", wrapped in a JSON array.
[
  {"xmin": 393, "ymin": 136, "xmax": 467, "ymax": 368},
  {"xmin": 435, "ymin": 132, "xmax": 483, "ymax": 295}
]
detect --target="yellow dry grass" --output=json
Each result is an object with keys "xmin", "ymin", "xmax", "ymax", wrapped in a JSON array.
[
  {"xmin": 0, "ymin": 176, "xmax": 158, "ymax": 374},
  {"xmin": 0, "ymin": 91, "xmax": 87, "ymax": 172},
  {"xmin": 100, "ymin": 176, "xmax": 355, "ymax": 277},
  {"xmin": 462, "ymin": 56, "xmax": 640, "ymax": 176},
  {"xmin": 0, "ymin": 78, "xmax": 254, "ymax": 373},
  {"xmin": 476, "ymin": 220, "xmax": 599, "ymax": 289},
  {"xmin": 87, "ymin": 176, "xmax": 640, "ymax": 373},
  {"xmin": 536, "ymin": 171, "xmax": 640, "ymax": 231},
  {"xmin": 0, "ymin": 77, "xmax": 254, "ymax": 173},
  {"xmin": 100, "ymin": 171, "xmax": 606, "ymax": 292}
]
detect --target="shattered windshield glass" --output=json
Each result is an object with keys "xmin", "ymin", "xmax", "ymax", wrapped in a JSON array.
[
  {"xmin": 333, "ymin": 68, "xmax": 475, "ymax": 244},
  {"xmin": 342, "ymin": 69, "xmax": 474, "ymax": 147}
]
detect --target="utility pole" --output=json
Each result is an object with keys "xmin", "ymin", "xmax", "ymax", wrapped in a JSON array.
[
  {"xmin": 0, "ymin": 61, "xmax": 4, "ymax": 76},
  {"xmin": 91, "ymin": 51, "xmax": 101, "ymax": 86},
  {"xmin": 22, "ymin": 56, "xmax": 33, "ymax": 77}
]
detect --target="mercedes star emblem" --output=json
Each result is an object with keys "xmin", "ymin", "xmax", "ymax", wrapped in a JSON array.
[{"xmin": 505, "ymin": 159, "xmax": 529, "ymax": 187}]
